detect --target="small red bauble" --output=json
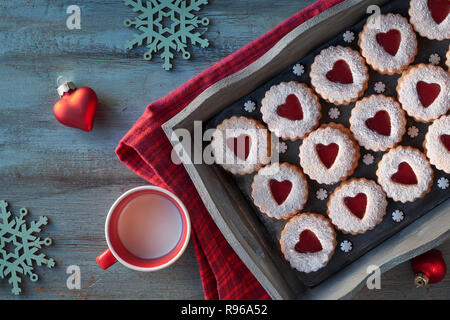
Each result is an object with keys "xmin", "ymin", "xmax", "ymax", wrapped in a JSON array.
[
  {"xmin": 411, "ymin": 249, "xmax": 447, "ymax": 287},
  {"xmin": 53, "ymin": 82, "xmax": 98, "ymax": 131}
]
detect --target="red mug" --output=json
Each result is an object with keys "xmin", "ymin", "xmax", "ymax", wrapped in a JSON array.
[{"xmin": 96, "ymin": 186, "xmax": 191, "ymax": 272}]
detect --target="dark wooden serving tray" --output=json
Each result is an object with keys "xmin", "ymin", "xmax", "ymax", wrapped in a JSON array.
[{"xmin": 163, "ymin": 0, "xmax": 450, "ymax": 299}]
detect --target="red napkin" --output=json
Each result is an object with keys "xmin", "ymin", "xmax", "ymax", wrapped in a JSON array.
[{"xmin": 116, "ymin": 0, "xmax": 344, "ymax": 300}]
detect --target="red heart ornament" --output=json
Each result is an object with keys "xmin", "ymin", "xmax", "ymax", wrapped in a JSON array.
[
  {"xmin": 326, "ymin": 60, "xmax": 353, "ymax": 84},
  {"xmin": 276, "ymin": 94, "xmax": 304, "ymax": 121},
  {"xmin": 344, "ymin": 193, "xmax": 368, "ymax": 219},
  {"xmin": 53, "ymin": 87, "xmax": 98, "ymax": 131},
  {"xmin": 316, "ymin": 143, "xmax": 339, "ymax": 169},
  {"xmin": 376, "ymin": 29, "xmax": 402, "ymax": 56},
  {"xmin": 417, "ymin": 81, "xmax": 441, "ymax": 108},
  {"xmin": 427, "ymin": 0, "xmax": 450, "ymax": 24},
  {"xmin": 226, "ymin": 135, "xmax": 251, "ymax": 160},
  {"xmin": 365, "ymin": 110, "xmax": 391, "ymax": 136},
  {"xmin": 440, "ymin": 135, "xmax": 450, "ymax": 152},
  {"xmin": 391, "ymin": 162, "xmax": 418, "ymax": 185},
  {"xmin": 269, "ymin": 179, "xmax": 293, "ymax": 205},
  {"xmin": 294, "ymin": 230, "xmax": 322, "ymax": 254}
]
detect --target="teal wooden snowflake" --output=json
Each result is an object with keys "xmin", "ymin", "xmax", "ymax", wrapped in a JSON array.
[
  {"xmin": 123, "ymin": 0, "xmax": 210, "ymax": 70},
  {"xmin": 0, "ymin": 200, "xmax": 54, "ymax": 295}
]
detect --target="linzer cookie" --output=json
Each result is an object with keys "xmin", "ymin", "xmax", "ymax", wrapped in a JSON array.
[
  {"xmin": 359, "ymin": 13, "xmax": 417, "ymax": 75},
  {"xmin": 310, "ymin": 46, "xmax": 369, "ymax": 106},
  {"xmin": 327, "ymin": 178, "xmax": 388, "ymax": 235},
  {"xmin": 349, "ymin": 95, "xmax": 406, "ymax": 152},
  {"xmin": 376, "ymin": 146, "xmax": 433, "ymax": 203},
  {"xmin": 251, "ymin": 162, "xmax": 308, "ymax": 219},
  {"xmin": 424, "ymin": 115, "xmax": 450, "ymax": 174},
  {"xmin": 211, "ymin": 116, "xmax": 271, "ymax": 175},
  {"xmin": 280, "ymin": 213, "xmax": 336, "ymax": 273},
  {"xmin": 260, "ymin": 82, "xmax": 321, "ymax": 141},
  {"xmin": 397, "ymin": 64, "xmax": 449, "ymax": 122},
  {"xmin": 409, "ymin": 0, "xmax": 450, "ymax": 41},
  {"xmin": 299, "ymin": 123, "xmax": 360, "ymax": 185}
]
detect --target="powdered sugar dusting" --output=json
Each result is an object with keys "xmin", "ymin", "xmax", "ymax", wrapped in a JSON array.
[
  {"xmin": 409, "ymin": 0, "xmax": 450, "ymax": 40},
  {"xmin": 280, "ymin": 214, "xmax": 336, "ymax": 273},
  {"xmin": 350, "ymin": 95, "xmax": 406, "ymax": 151},
  {"xmin": 251, "ymin": 163, "xmax": 308, "ymax": 219},
  {"xmin": 377, "ymin": 147, "xmax": 433, "ymax": 202},
  {"xmin": 424, "ymin": 115, "xmax": 450, "ymax": 173},
  {"xmin": 310, "ymin": 46, "xmax": 368, "ymax": 105},
  {"xmin": 327, "ymin": 178, "xmax": 387, "ymax": 234},
  {"xmin": 359, "ymin": 13, "xmax": 417, "ymax": 74}
]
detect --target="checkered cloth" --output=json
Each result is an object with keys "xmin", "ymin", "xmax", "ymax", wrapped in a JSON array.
[{"xmin": 116, "ymin": 0, "xmax": 344, "ymax": 300}]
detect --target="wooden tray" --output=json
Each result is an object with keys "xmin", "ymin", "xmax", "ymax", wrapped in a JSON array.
[{"xmin": 163, "ymin": 0, "xmax": 450, "ymax": 299}]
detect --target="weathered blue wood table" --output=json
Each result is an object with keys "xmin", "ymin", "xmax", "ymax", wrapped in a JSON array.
[{"xmin": 0, "ymin": 0, "xmax": 448, "ymax": 299}]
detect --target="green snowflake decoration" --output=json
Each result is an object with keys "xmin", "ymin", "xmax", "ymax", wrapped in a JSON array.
[
  {"xmin": 123, "ymin": 0, "xmax": 210, "ymax": 70},
  {"xmin": 0, "ymin": 200, "xmax": 54, "ymax": 295}
]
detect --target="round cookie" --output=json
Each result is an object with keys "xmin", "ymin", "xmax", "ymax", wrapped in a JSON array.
[
  {"xmin": 359, "ymin": 13, "xmax": 417, "ymax": 75},
  {"xmin": 409, "ymin": 0, "xmax": 450, "ymax": 41},
  {"xmin": 446, "ymin": 45, "xmax": 450, "ymax": 70},
  {"xmin": 280, "ymin": 213, "xmax": 336, "ymax": 273},
  {"xmin": 299, "ymin": 123, "xmax": 360, "ymax": 185},
  {"xmin": 397, "ymin": 64, "xmax": 449, "ymax": 122},
  {"xmin": 261, "ymin": 82, "xmax": 321, "ymax": 141},
  {"xmin": 211, "ymin": 116, "xmax": 272, "ymax": 175},
  {"xmin": 376, "ymin": 146, "xmax": 433, "ymax": 203},
  {"xmin": 424, "ymin": 115, "xmax": 450, "ymax": 174},
  {"xmin": 349, "ymin": 95, "xmax": 407, "ymax": 152},
  {"xmin": 251, "ymin": 163, "xmax": 308, "ymax": 219},
  {"xmin": 327, "ymin": 178, "xmax": 388, "ymax": 235},
  {"xmin": 310, "ymin": 46, "xmax": 369, "ymax": 106}
]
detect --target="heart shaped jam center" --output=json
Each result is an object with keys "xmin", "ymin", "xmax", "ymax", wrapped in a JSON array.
[
  {"xmin": 365, "ymin": 110, "xmax": 391, "ymax": 137},
  {"xmin": 316, "ymin": 143, "xmax": 339, "ymax": 169},
  {"xmin": 344, "ymin": 193, "xmax": 368, "ymax": 220},
  {"xmin": 427, "ymin": 0, "xmax": 450, "ymax": 24},
  {"xmin": 294, "ymin": 230, "xmax": 322, "ymax": 254},
  {"xmin": 391, "ymin": 162, "xmax": 418, "ymax": 185},
  {"xmin": 326, "ymin": 60, "xmax": 353, "ymax": 84},
  {"xmin": 226, "ymin": 135, "xmax": 251, "ymax": 160},
  {"xmin": 440, "ymin": 135, "xmax": 450, "ymax": 152},
  {"xmin": 269, "ymin": 179, "xmax": 293, "ymax": 205},
  {"xmin": 276, "ymin": 94, "xmax": 304, "ymax": 121},
  {"xmin": 376, "ymin": 29, "xmax": 401, "ymax": 56},
  {"xmin": 417, "ymin": 81, "xmax": 441, "ymax": 108}
]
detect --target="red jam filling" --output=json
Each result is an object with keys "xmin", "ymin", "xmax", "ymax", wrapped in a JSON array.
[
  {"xmin": 365, "ymin": 110, "xmax": 391, "ymax": 137},
  {"xmin": 427, "ymin": 0, "xmax": 450, "ymax": 24},
  {"xmin": 344, "ymin": 193, "xmax": 368, "ymax": 220},
  {"xmin": 326, "ymin": 60, "xmax": 353, "ymax": 84},
  {"xmin": 416, "ymin": 81, "xmax": 441, "ymax": 108},
  {"xmin": 294, "ymin": 229, "xmax": 323, "ymax": 254},
  {"xmin": 376, "ymin": 29, "xmax": 401, "ymax": 56},
  {"xmin": 276, "ymin": 94, "xmax": 304, "ymax": 121},
  {"xmin": 269, "ymin": 179, "xmax": 293, "ymax": 205},
  {"xmin": 226, "ymin": 135, "xmax": 251, "ymax": 160},
  {"xmin": 316, "ymin": 143, "xmax": 339, "ymax": 169},
  {"xmin": 391, "ymin": 162, "xmax": 418, "ymax": 185},
  {"xmin": 440, "ymin": 135, "xmax": 450, "ymax": 152}
]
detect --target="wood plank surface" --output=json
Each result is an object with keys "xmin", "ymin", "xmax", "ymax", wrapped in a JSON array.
[{"xmin": 0, "ymin": 0, "xmax": 448, "ymax": 300}]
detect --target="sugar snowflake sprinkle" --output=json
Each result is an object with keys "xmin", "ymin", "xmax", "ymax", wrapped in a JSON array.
[
  {"xmin": 437, "ymin": 177, "xmax": 449, "ymax": 190},
  {"xmin": 340, "ymin": 240, "xmax": 353, "ymax": 253},
  {"xmin": 407, "ymin": 126, "xmax": 419, "ymax": 138},
  {"xmin": 429, "ymin": 53, "xmax": 441, "ymax": 66},
  {"xmin": 363, "ymin": 153, "xmax": 375, "ymax": 165},
  {"xmin": 278, "ymin": 141, "xmax": 288, "ymax": 154},
  {"xmin": 328, "ymin": 107, "xmax": 340, "ymax": 120},
  {"xmin": 316, "ymin": 188, "xmax": 328, "ymax": 201},
  {"xmin": 374, "ymin": 81, "xmax": 386, "ymax": 94},
  {"xmin": 293, "ymin": 64, "xmax": 305, "ymax": 77},
  {"xmin": 392, "ymin": 210, "xmax": 404, "ymax": 223},
  {"xmin": 244, "ymin": 100, "xmax": 256, "ymax": 113},
  {"xmin": 343, "ymin": 31, "xmax": 355, "ymax": 43}
]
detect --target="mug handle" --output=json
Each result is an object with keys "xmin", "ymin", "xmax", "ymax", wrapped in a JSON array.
[{"xmin": 96, "ymin": 249, "xmax": 118, "ymax": 270}]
